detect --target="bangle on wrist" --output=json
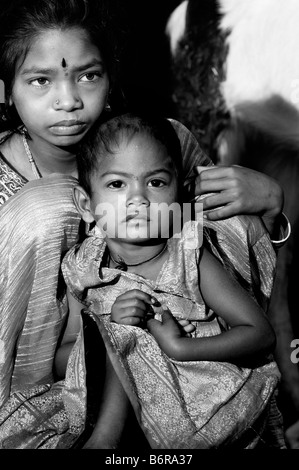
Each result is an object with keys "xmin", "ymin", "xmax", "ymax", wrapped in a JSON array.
[{"xmin": 271, "ymin": 212, "xmax": 291, "ymax": 248}]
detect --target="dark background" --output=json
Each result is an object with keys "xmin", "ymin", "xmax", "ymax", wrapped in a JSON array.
[{"xmin": 118, "ymin": 0, "xmax": 182, "ymax": 116}]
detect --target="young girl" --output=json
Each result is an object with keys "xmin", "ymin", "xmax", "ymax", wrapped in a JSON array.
[
  {"xmin": 0, "ymin": 0, "xmax": 123, "ymax": 403},
  {"xmin": 0, "ymin": 0, "xmax": 287, "ymax": 449},
  {"xmin": 58, "ymin": 113, "xmax": 283, "ymax": 449}
]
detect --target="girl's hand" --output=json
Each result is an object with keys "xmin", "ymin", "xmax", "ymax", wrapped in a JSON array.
[
  {"xmin": 194, "ymin": 165, "xmax": 283, "ymax": 237},
  {"xmin": 111, "ymin": 289, "xmax": 157, "ymax": 327},
  {"xmin": 147, "ymin": 308, "xmax": 187, "ymax": 359}
]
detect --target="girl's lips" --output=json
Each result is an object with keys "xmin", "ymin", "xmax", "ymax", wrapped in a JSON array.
[{"xmin": 50, "ymin": 120, "xmax": 86, "ymax": 135}]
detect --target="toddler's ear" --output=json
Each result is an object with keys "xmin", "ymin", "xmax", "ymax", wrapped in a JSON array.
[{"xmin": 73, "ymin": 186, "xmax": 95, "ymax": 223}]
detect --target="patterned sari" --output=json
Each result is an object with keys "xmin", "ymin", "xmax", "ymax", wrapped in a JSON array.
[
  {"xmin": 0, "ymin": 152, "xmax": 27, "ymax": 205},
  {"xmin": 0, "ymin": 120, "xmax": 284, "ymax": 448}
]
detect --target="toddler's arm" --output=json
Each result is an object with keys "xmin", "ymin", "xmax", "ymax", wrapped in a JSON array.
[{"xmin": 147, "ymin": 246, "xmax": 276, "ymax": 366}]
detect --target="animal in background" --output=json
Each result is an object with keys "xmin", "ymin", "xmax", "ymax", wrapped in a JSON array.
[{"xmin": 166, "ymin": 0, "xmax": 299, "ymax": 447}]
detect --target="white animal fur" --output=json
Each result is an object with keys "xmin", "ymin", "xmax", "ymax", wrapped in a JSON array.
[
  {"xmin": 220, "ymin": 0, "xmax": 299, "ymax": 111},
  {"xmin": 166, "ymin": 0, "xmax": 299, "ymax": 111},
  {"xmin": 165, "ymin": 0, "xmax": 188, "ymax": 55}
]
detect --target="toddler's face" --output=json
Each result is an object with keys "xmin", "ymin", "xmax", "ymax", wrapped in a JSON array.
[{"xmin": 89, "ymin": 134, "xmax": 180, "ymax": 242}]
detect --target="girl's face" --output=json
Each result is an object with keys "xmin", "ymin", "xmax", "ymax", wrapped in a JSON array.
[
  {"xmin": 11, "ymin": 27, "xmax": 109, "ymax": 148},
  {"xmin": 88, "ymin": 134, "xmax": 180, "ymax": 242}
]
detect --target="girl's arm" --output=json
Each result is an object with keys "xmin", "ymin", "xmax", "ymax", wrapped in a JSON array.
[
  {"xmin": 54, "ymin": 288, "xmax": 84, "ymax": 379},
  {"xmin": 147, "ymin": 246, "xmax": 276, "ymax": 365}
]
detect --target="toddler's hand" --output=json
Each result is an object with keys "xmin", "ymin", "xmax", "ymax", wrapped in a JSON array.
[
  {"xmin": 178, "ymin": 319, "xmax": 196, "ymax": 337},
  {"xmin": 111, "ymin": 289, "xmax": 157, "ymax": 327},
  {"xmin": 147, "ymin": 308, "xmax": 186, "ymax": 358}
]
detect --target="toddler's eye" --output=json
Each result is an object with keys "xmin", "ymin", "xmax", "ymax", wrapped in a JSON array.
[
  {"xmin": 108, "ymin": 180, "xmax": 125, "ymax": 189},
  {"xmin": 148, "ymin": 179, "xmax": 166, "ymax": 188}
]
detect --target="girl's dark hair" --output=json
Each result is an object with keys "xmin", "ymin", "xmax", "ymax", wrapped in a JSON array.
[
  {"xmin": 77, "ymin": 113, "xmax": 183, "ymax": 197},
  {"xmin": 0, "ymin": 0, "xmax": 126, "ymax": 131}
]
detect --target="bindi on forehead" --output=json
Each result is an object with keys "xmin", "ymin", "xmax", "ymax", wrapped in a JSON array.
[{"xmin": 61, "ymin": 58, "xmax": 69, "ymax": 75}]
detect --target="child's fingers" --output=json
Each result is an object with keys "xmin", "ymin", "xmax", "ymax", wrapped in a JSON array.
[
  {"xmin": 178, "ymin": 319, "xmax": 195, "ymax": 330},
  {"xmin": 160, "ymin": 308, "xmax": 175, "ymax": 324},
  {"xmin": 181, "ymin": 323, "xmax": 196, "ymax": 334},
  {"xmin": 146, "ymin": 307, "xmax": 173, "ymax": 334},
  {"xmin": 178, "ymin": 319, "xmax": 189, "ymax": 326},
  {"xmin": 146, "ymin": 318, "xmax": 161, "ymax": 335},
  {"xmin": 116, "ymin": 289, "xmax": 158, "ymax": 306},
  {"xmin": 111, "ymin": 305, "xmax": 149, "ymax": 327},
  {"xmin": 177, "ymin": 319, "xmax": 195, "ymax": 337},
  {"xmin": 111, "ymin": 298, "xmax": 153, "ymax": 326},
  {"xmin": 116, "ymin": 298, "xmax": 149, "ymax": 311},
  {"xmin": 117, "ymin": 314, "xmax": 144, "ymax": 326}
]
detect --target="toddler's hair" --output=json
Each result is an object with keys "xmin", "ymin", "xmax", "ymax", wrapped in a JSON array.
[
  {"xmin": 77, "ymin": 113, "xmax": 183, "ymax": 196},
  {"xmin": 0, "ymin": 0, "xmax": 125, "ymax": 130}
]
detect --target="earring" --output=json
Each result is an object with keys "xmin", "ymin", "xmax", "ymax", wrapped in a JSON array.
[
  {"xmin": 55, "ymin": 99, "xmax": 60, "ymax": 105},
  {"xmin": 0, "ymin": 105, "xmax": 7, "ymax": 121},
  {"xmin": 0, "ymin": 100, "xmax": 12, "ymax": 122},
  {"xmin": 105, "ymin": 102, "xmax": 111, "ymax": 112}
]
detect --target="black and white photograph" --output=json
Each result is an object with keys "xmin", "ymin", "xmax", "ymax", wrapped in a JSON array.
[{"xmin": 0, "ymin": 0, "xmax": 298, "ymax": 456}]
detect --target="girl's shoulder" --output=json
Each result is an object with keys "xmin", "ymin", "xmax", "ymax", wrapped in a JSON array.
[{"xmin": 0, "ymin": 132, "xmax": 27, "ymax": 204}]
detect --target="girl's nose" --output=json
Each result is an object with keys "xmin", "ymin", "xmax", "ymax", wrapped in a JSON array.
[{"xmin": 53, "ymin": 83, "xmax": 83, "ymax": 112}]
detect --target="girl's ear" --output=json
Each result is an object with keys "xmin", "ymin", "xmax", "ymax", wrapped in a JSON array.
[{"xmin": 73, "ymin": 186, "xmax": 95, "ymax": 223}]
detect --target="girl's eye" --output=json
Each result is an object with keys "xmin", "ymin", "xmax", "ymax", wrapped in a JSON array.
[
  {"xmin": 107, "ymin": 180, "xmax": 125, "ymax": 189},
  {"xmin": 80, "ymin": 72, "xmax": 101, "ymax": 82},
  {"xmin": 30, "ymin": 77, "xmax": 50, "ymax": 87},
  {"xmin": 148, "ymin": 179, "xmax": 166, "ymax": 188}
]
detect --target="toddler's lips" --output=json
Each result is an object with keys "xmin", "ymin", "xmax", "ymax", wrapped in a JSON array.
[{"xmin": 125, "ymin": 213, "xmax": 150, "ymax": 222}]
